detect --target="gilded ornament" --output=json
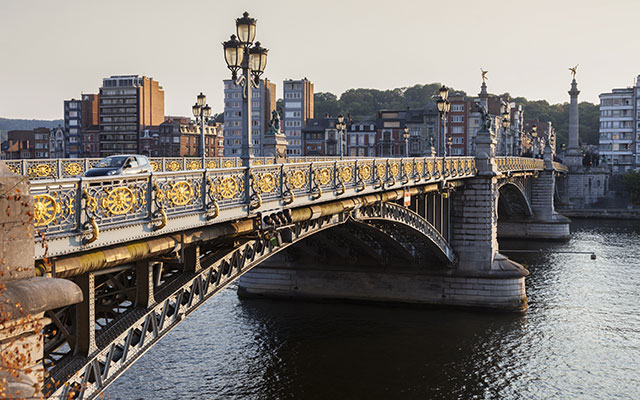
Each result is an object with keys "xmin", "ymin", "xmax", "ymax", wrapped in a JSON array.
[
  {"xmin": 359, "ymin": 164, "xmax": 372, "ymax": 180},
  {"xmin": 390, "ymin": 162, "xmax": 399, "ymax": 177},
  {"xmin": 207, "ymin": 160, "xmax": 219, "ymax": 169},
  {"xmin": 168, "ymin": 181, "xmax": 193, "ymax": 206},
  {"xmin": 102, "ymin": 187, "xmax": 136, "ymax": 215},
  {"xmin": 217, "ymin": 177, "xmax": 239, "ymax": 199},
  {"xmin": 253, "ymin": 160, "xmax": 264, "ymax": 166},
  {"xmin": 257, "ymin": 173, "xmax": 276, "ymax": 193},
  {"xmin": 415, "ymin": 161, "xmax": 424, "ymax": 174},
  {"xmin": 403, "ymin": 162, "xmax": 413, "ymax": 176},
  {"xmin": 376, "ymin": 164, "xmax": 386, "ymax": 179},
  {"xmin": 340, "ymin": 166, "xmax": 354, "ymax": 182},
  {"xmin": 33, "ymin": 194, "xmax": 60, "ymax": 226},
  {"xmin": 28, "ymin": 163, "xmax": 54, "ymax": 178},
  {"xmin": 288, "ymin": 170, "xmax": 306, "ymax": 189},
  {"xmin": 6, "ymin": 163, "xmax": 20, "ymax": 175},
  {"xmin": 315, "ymin": 168, "xmax": 332, "ymax": 185},
  {"xmin": 166, "ymin": 161, "xmax": 181, "ymax": 171},
  {"xmin": 186, "ymin": 160, "xmax": 201, "ymax": 170},
  {"xmin": 223, "ymin": 160, "xmax": 235, "ymax": 168},
  {"xmin": 63, "ymin": 162, "xmax": 83, "ymax": 176},
  {"xmin": 150, "ymin": 161, "xmax": 161, "ymax": 172}
]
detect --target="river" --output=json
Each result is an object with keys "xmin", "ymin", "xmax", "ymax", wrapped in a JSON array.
[{"xmin": 106, "ymin": 219, "xmax": 640, "ymax": 399}]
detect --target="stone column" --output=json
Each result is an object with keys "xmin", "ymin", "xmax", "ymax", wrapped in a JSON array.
[
  {"xmin": 263, "ymin": 132, "xmax": 288, "ymax": 164},
  {"xmin": 565, "ymin": 78, "xmax": 582, "ymax": 169},
  {"xmin": 0, "ymin": 162, "xmax": 82, "ymax": 398},
  {"xmin": 448, "ymin": 126, "xmax": 529, "ymax": 311}
]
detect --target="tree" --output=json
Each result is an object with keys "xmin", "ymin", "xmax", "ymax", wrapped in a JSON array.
[
  {"xmin": 622, "ymin": 170, "xmax": 640, "ymax": 204},
  {"xmin": 313, "ymin": 92, "xmax": 341, "ymax": 118}
]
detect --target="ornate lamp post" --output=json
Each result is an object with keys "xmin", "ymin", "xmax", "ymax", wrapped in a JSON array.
[
  {"xmin": 530, "ymin": 124, "xmax": 538, "ymax": 158},
  {"xmin": 501, "ymin": 109, "xmax": 510, "ymax": 156},
  {"xmin": 447, "ymin": 136, "xmax": 453, "ymax": 158},
  {"xmin": 223, "ymin": 12, "xmax": 269, "ymax": 167},
  {"xmin": 192, "ymin": 92, "xmax": 212, "ymax": 165},
  {"xmin": 336, "ymin": 114, "xmax": 346, "ymax": 159},
  {"xmin": 403, "ymin": 127, "xmax": 410, "ymax": 157},
  {"xmin": 436, "ymin": 85, "xmax": 451, "ymax": 156}
]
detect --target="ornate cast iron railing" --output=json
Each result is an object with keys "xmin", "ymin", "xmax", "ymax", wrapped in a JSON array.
[
  {"xmin": 5, "ymin": 156, "xmax": 367, "ymax": 180},
  {"xmin": 494, "ymin": 156, "xmax": 545, "ymax": 173},
  {"xmin": 31, "ymin": 157, "xmax": 479, "ymax": 259}
]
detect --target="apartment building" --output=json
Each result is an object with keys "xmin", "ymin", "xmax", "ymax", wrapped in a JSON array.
[
  {"xmin": 598, "ymin": 76, "xmax": 640, "ymax": 172},
  {"xmin": 283, "ymin": 78, "xmax": 314, "ymax": 156},
  {"xmin": 98, "ymin": 75, "xmax": 164, "ymax": 156},
  {"xmin": 222, "ymin": 78, "xmax": 276, "ymax": 156}
]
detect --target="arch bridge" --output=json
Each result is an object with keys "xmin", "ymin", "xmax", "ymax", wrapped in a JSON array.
[{"xmin": 2, "ymin": 150, "xmax": 568, "ymax": 399}]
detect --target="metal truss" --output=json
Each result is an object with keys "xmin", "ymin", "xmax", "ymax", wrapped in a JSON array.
[
  {"xmin": 355, "ymin": 202, "xmax": 455, "ymax": 263},
  {"xmin": 47, "ymin": 213, "xmax": 348, "ymax": 399}
]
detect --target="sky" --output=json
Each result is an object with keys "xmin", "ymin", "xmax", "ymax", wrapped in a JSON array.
[{"xmin": 1, "ymin": 0, "xmax": 639, "ymax": 120}]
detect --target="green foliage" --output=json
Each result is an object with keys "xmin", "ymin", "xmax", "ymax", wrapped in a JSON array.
[
  {"xmin": 0, "ymin": 118, "xmax": 62, "ymax": 132},
  {"xmin": 313, "ymin": 84, "xmax": 599, "ymax": 146},
  {"xmin": 622, "ymin": 170, "xmax": 640, "ymax": 204}
]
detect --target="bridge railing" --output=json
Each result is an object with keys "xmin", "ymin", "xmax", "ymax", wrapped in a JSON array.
[
  {"xmin": 30, "ymin": 156, "xmax": 479, "ymax": 257},
  {"xmin": 5, "ymin": 156, "xmax": 371, "ymax": 180},
  {"xmin": 495, "ymin": 157, "xmax": 545, "ymax": 173}
]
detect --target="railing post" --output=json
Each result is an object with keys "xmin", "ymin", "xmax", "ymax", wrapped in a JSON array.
[{"xmin": 75, "ymin": 273, "xmax": 97, "ymax": 356}]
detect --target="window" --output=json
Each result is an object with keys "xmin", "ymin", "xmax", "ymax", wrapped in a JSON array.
[
  {"xmin": 285, "ymin": 101, "xmax": 301, "ymax": 109},
  {"xmin": 451, "ymin": 104, "xmax": 465, "ymax": 112},
  {"xmin": 173, "ymin": 137, "xmax": 180, "ymax": 143},
  {"xmin": 451, "ymin": 126, "xmax": 464, "ymax": 134},
  {"xmin": 450, "ymin": 116, "xmax": 464, "ymax": 123}
]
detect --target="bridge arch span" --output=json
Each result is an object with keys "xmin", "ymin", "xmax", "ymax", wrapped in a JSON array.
[
  {"xmin": 497, "ymin": 181, "xmax": 533, "ymax": 220},
  {"xmin": 47, "ymin": 200, "xmax": 451, "ymax": 399}
]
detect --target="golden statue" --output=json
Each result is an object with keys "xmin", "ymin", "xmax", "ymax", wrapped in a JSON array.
[
  {"xmin": 569, "ymin": 64, "xmax": 579, "ymax": 79},
  {"xmin": 481, "ymin": 68, "xmax": 488, "ymax": 83}
]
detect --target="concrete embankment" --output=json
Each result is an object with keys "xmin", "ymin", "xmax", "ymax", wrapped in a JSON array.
[{"xmin": 557, "ymin": 208, "xmax": 640, "ymax": 220}]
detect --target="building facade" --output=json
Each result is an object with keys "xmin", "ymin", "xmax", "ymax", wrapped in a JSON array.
[
  {"xmin": 223, "ymin": 78, "xmax": 276, "ymax": 157},
  {"xmin": 99, "ymin": 75, "xmax": 164, "ymax": 156},
  {"xmin": 598, "ymin": 77, "xmax": 640, "ymax": 172},
  {"xmin": 49, "ymin": 126, "xmax": 65, "ymax": 158},
  {"xmin": 63, "ymin": 99, "xmax": 83, "ymax": 157},
  {"xmin": 283, "ymin": 78, "xmax": 314, "ymax": 156},
  {"xmin": 154, "ymin": 118, "xmax": 224, "ymax": 158},
  {"xmin": 347, "ymin": 121, "xmax": 377, "ymax": 157}
]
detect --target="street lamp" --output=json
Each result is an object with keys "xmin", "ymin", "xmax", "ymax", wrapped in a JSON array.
[
  {"xmin": 403, "ymin": 127, "xmax": 410, "ymax": 157},
  {"xmin": 223, "ymin": 12, "xmax": 269, "ymax": 167},
  {"xmin": 192, "ymin": 92, "xmax": 212, "ymax": 165},
  {"xmin": 436, "ymin": 85, "xmax": 451, "ymax": 156},
  {"xmin": 501, "ymin": 109, "xmax": 510, "ymax": 156},
  {"xmin": 530, "ymin": 124, "xmax": 537, "ymax": 158},
  {"xmin": 336, "ymin": 114, "xmax": 346, "ymax": 159}
]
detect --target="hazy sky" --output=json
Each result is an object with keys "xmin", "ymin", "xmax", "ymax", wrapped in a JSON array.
[{"xmin": 1, "ymin": 0, "xmax": 639, "ymax": 120}]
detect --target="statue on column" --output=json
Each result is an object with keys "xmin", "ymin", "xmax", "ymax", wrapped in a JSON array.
[
  {"xmin": 266, "ymin": 109, "xmax": 282, "ymax": 135},
  {"xmin": 569, "ymin": 64, "xmax": 578, "ymax": 79}
]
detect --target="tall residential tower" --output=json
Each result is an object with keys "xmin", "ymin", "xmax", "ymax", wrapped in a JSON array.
[{"xmin": 283, "ymin": 78, "xmax": 314, "ymax": 156}]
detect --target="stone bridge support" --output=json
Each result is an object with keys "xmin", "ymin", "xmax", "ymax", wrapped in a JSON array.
[
  {"xmin": 447, "ymin": 131, "xmax": 529, "ymax": 311},
  {"xmin": 0, "ymin": 163, "xmax": 82, "ymax": 398},
  {"xmin": 499, "ymin": 146, "xmax": 570, "ymax": 240}
]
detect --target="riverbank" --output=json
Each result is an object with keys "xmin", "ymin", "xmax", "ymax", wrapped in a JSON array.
[{"xmin": 557, "ymin": 208, "xmax": 640, "ymax": 220}]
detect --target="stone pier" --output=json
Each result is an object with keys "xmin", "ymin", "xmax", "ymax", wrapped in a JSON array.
[
  {"xmin": 0, "ymin": 162, "xmax": 82, "ymax": 398},
  {"xmin": 498, "ymin": 145, "xmax": 570, "ymax": 240}
]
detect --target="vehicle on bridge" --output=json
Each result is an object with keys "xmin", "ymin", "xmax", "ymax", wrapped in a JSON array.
[{"xmin": 84, "ymin": 155, "xmax": 153, "ymax": 177}]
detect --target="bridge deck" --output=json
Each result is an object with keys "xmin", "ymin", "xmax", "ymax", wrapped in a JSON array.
[{"xmin": 28, "ymin": 156, "xmax": 549, "ymax": 260}]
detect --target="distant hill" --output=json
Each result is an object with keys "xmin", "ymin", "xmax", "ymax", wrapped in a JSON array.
[
  {"xmin": 0, "ymin": 117, "xmax": 63, "ymax": 132},
  {"xmin": 0, "ymin": 117, "xmax": 64, "ymax": 143}
]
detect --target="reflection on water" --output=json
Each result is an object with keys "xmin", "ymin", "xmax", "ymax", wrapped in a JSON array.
[{"xmin": 107, "ymin": 219, "xmax": 640, "ymax": 399}]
